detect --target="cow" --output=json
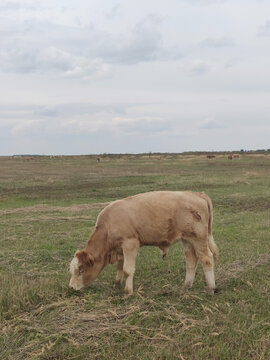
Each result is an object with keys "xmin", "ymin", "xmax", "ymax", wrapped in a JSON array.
[
  {"xmin": 228, "ymin": 155, "xmax": 233, "ymax": 160},
  {"xmin": 69, "ymin": 191, "xmax": 218, "ymax": 296},
  {"xmin": 206, "ymin": 155, "xmax": 216, "ymax": 159}
]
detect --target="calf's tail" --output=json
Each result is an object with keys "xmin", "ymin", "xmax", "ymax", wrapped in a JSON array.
[
  {"xmin": 209, "ymin": 234, "xmax": 218, "ymax": 263},
  {"xmin": 198, "ymin": 192, "xmax": 219, "ymax": 263}
]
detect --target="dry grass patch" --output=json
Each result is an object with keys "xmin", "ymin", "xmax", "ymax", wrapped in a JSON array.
[{"xmin": 1, "ymin": 296, "xmax": 200, "ymax": 360}]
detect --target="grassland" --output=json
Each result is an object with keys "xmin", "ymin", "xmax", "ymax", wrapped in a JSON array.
[{"xmin": 0, "ymin": 153, "xmax": 269, "ymax": 360}]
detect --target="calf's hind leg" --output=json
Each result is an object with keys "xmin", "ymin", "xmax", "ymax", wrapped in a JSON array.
[
  {"xmin": 195, "ymin": 241, "xmax": 216, "ymax": 294},
  {"xmin": 115, "ymin": 258, "xmax": 124, "ymax": 285},
  {"xmin": 122, "ymin": 238, "xmax": 140, "ymax": 296},
  {"xmin": 182, "ymin": 239, "xmax": 198, "ymax": 288}
]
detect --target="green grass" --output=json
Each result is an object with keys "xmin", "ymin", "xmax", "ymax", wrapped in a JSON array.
[{"xmin": 0, "ymin": 154, "xmax": 270, "ymax": 359}]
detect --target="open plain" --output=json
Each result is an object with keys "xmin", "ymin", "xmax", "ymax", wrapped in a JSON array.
[{"xmin": 0, "ymin": 153, "xmax": 269, "ymax": 359}]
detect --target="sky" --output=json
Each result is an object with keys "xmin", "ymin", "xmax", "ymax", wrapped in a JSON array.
[{"xmin": 0, "ymin": 0, "xmax": 270, "ymax": 155}]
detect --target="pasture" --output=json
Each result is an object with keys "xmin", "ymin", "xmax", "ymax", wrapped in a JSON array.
[{"xmin": 0, "ymin": 153, "xmax": 269, "ymax": 360}]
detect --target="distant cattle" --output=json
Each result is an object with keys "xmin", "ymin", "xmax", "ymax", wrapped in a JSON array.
[
  {"xmin": 228, "ymin": 155, "xmax": 233, "ymax": 160},
  {"xmin": 69, "ymin": 191, "xmax": 218, "ymax": 296},
  {"xmin": 233, "ymin": 154, "xmax": 240, "ymax": 159},
  {"xmin": 96, "ymin": 157, "xmax": 100, "ymax": 163},
  {"xmin": 207, "ymin": 155, "xmax": 216, "ymax": 159}
]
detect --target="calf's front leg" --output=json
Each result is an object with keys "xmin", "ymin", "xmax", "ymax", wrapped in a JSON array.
[{"xmin": 122, "ymin": 238, "xmax": 140, "ymax": 296}]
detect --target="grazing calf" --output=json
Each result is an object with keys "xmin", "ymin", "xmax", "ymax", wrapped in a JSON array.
[{"xmin": 69, "ymin": 191, "xmax": 218, "ymax": 296}]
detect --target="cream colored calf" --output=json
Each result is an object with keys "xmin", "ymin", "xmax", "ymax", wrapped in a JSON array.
[{"xmin": 69, "ymin": 191, "xmax": 218, "ymax": 296}]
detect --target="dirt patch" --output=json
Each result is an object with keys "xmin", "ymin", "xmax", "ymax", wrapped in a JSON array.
[
  {"xmin": 216, "ymin": 196, "xmax": 270, "ymax": 212},
  {"xmin": 4, "ymin": 215, "xmax": 96, "ymax": 223},
  {"xmin": 0, "ymin": 202, "xmax": 110, "ymax": 216}
]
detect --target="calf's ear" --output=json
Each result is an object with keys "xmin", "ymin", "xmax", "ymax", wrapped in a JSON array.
[
  {"xmin": 88, "ymin": 253, "xmax": 95, "ymax": 266},
  {"xmin": 76, "ymin": 250, "xmax": 95, "ymax": 267}
]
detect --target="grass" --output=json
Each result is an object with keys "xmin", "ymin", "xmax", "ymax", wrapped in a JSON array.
[{"xmin": 0, "ymin": 153, "xmax": 270, "ymax": 359}]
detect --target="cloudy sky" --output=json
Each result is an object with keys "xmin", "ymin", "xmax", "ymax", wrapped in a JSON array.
[{"xmin": 0, "ymin": 0, "xmax": 269, "ymax": 155}]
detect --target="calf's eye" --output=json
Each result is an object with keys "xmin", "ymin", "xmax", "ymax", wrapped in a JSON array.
[{"xmin": 78, "ymin": 268, "xmax": 84, "ymax": 275}]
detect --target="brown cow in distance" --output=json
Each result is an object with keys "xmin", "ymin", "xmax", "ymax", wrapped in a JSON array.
[
  {"xmin": 207, "ymin": 155, "xmax": 216, "ymax": 159},
  {"xmin": 69, "ymin": 191, "xmax": 218, "ymax": 296},
  {"xmin": 228, "ymin": 155, "xmax": 233, "ymax": 160}
]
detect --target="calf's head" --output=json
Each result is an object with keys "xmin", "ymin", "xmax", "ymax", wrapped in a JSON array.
[{"xmin": 69, "ymin": 250, "xmax": 103, "ymax": 290}]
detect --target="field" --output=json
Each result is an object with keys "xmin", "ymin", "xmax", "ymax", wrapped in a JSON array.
[{"xmin": 0, "ymin": 153, "xmax": 269, "ymax": 360}]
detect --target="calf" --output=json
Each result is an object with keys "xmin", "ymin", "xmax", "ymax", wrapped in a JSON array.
[{"xmin": 69, "ymin": 191, "xmax": 218, "ymax": 296}]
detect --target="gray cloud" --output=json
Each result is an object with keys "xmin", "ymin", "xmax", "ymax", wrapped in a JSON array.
[
  {"xmin": 0, "ymin": 14, "xmax": 181, "ymax": 77},
  {"xmin": 189, "ymin": 61, "xmax": 210, "ymax": 75},
  {"xmin": 0, "ymin": 44, "xmax": 108, "ymax": 79},
  {"xmin": 182, "ymin": 0, "xmax": 226, "ymax": 5},
  {"xmin": 0, "ymin": 102, "xmax": 125, "ymax": 121},
  {"xmin": 257, "ymin": 20, "xmax": 270, "ymax": 37},
  {"xmin": 105, "ymin": 3, "xmax": 121, "ymax": 19},
  {"xmin": 0, "ymin": 0, "xmax": 37, "ymax": 11},
  {"xmin": 36, "ymin": 103, "xmax": 126, "ymax": 117},
  {"xmin": 90, "ymin": 18, "xmax": 163, "ymax": 65}
]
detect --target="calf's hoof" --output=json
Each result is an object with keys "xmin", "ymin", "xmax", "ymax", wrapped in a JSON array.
[
  {"xmin": 124, "ymin": 287, "xmax": 133, "ymax": 299},
  {"xmin": 183, "ymin": 281, "xmax": 193, "ymax": 289},
  {"xmin": 207, "ymin": 287, "xmax": 219, "ymax": 295},
  {"xmin": 114, "ymin": 280, "xmax": 122, "ymax": 287},
  {"xmin": 124, "ymin": 292, "xmax": 133, "ymax": 299}
]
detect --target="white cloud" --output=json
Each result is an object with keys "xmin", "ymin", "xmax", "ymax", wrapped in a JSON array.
[
  {"xmin": 201, "ymin": 36, "xmax": 234, "ymax": 47},
  {"xmin": 111, "ymin": 116, "xmax": 169, "ymax": 135},
  {"xmin": 0, "ymin": 103, "xmax": 171, "ymax": 137},
  {"xmin": 200, "ymin": 118, "xmax": 225, "ymax": 130}
]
